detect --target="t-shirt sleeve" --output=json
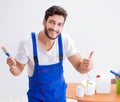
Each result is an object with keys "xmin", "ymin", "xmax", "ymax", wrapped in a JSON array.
[
  {"xmin": 63, "ymin": 34, "xmax": 77, "ymax": 57},
  {"xmin": 15, "ymin": 40, "xmax": 29, "ymax": 64}
]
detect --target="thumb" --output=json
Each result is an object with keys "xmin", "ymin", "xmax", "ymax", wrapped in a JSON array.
[{"xmin": 88, "ymin": 51, "xmax": 94, "ymax": 59}]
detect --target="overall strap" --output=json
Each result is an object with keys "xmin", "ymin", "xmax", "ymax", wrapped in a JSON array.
[
  {"xmin": 58, "ymin": 34, "xmax": 63, "ymax": 63},
  {"xmin": 31, "ymin": 32, "xmax": 38, "ymax": 63}
]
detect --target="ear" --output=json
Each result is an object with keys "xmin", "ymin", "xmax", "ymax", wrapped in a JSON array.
[{"xmin": 42, "ymin": 19, "xmax": 46, "ymax": 26}]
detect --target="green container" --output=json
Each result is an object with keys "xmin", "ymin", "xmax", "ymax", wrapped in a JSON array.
[{"xmin": 116, "ymin": 78, "xmax": 120, "ymax": 94}]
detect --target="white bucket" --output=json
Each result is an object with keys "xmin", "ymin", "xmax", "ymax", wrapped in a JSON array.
[{"xmin": 81, "ymin": 80, "xmax": 96, "ymax": 96}]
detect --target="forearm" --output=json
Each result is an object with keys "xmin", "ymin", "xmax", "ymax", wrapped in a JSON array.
[{"xmin": 68, "ymin": 52, "xmax": 93, "ymax": 74}]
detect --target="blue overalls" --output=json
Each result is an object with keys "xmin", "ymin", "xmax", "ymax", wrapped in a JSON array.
[{"xmin": 27, "ymin": 32, "xmax": 67, "ymax": 102}]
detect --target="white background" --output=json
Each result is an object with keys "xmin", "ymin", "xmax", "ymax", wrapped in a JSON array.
[{"xmin": 0, "ymin": 0, "xmax": 120, "ymax": 101}]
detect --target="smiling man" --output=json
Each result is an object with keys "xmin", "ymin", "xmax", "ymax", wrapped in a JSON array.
[{"xmin": 6, "ymin": 5, "xmax": 94, "ymax": 102}]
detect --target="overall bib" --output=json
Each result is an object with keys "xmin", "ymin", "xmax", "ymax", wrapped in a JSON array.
[{"xmin": 27, "ymin": 32, "xmax": 67, "ymax": 102}]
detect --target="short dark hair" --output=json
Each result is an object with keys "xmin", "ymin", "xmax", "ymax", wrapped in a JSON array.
[{"xmin": 44, "ymin": 5, "xmax": 67, "ymax": 22}]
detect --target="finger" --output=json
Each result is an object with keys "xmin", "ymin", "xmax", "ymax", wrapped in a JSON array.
[{"xmin": 88, "ymin": 51, "xmax": 94, "ymax": 59}]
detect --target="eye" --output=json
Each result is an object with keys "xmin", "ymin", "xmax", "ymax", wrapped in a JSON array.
[
  {"xmin": 49, "ymin": 20, "xmax": 55, "ymax": 25},
  {"xmin": 58, "ymin": 23, "xmax": 63, "ymax": 27}
]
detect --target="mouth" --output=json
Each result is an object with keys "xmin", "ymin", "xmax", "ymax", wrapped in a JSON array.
[{"xmin": 49, "ymin": 29, "xmax": 58, "ymax": 36}]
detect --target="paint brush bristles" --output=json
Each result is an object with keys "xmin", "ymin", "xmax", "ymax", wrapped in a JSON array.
[{"xmin": 1, "ymin": 46, "xmax": 10, "ymax": 57}]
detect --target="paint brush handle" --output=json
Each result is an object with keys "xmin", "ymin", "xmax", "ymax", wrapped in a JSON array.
[
  {"xmin": 5, "ymin": 52, "xmax": 10, "ymax": 57},
  {"xmin": 110, "ymin": 70, "xmax": 120, "ymax": 77}
]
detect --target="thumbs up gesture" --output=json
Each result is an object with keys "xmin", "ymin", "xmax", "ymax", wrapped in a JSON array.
[{"xmin": 79, "ymin": 51, "xmax": 94, "ymax": 74}]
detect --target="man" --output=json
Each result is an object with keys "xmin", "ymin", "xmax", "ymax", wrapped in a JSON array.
[{"xmin": 7, "ymin": 5, "xmax": 94, "ymax": 102}]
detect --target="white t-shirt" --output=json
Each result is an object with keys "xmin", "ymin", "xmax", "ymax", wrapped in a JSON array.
[{"xmin": 15, "ymin": 33, "xmax": 77, "ymax": 76}]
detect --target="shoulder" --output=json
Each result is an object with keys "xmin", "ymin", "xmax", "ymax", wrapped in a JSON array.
[
  {"xmin": 61, "ymin": 33, "xmax": 73, "ymax": 45},
  {"xmin": 61, "ymin": 33, "xmax": 72, "ymax": 42},
  {"xmin": 19, "ymin": 32, "xmax": 38, "ymax": 45},
  {"xmin": 61, "ymin": 33, "xmax": 71, "ymax": 39},
  {"xmin": 61, "ymin": 33, "xmax": 77, "ymax": 57}
]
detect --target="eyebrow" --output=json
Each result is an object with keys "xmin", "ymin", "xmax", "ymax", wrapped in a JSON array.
[{"xmin": 49, "ymin": 19, "xmax": 64, "ymax": 25}]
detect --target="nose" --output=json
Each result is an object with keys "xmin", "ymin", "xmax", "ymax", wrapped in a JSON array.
[{"xmin": 52, "ymin": 24, "xmax": 58, "ymax": 31}]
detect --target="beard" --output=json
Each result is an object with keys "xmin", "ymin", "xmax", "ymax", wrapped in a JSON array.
[{"xmin": 44, "ymin": 26, "xmax": 59, "ymax": 40}]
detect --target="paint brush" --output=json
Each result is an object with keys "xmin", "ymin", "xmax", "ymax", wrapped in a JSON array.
[
  {"xmin": 1, "ymin": 46, "xmax": 10, "ymax": 57},
  {"xmin": 110, "ymin": 70, "xmax": 120, "ymax": 78}
]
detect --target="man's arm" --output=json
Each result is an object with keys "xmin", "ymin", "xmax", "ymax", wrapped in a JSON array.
[
  {"xmin": 68, "ymin": 51, "xmax": 94, "ymax": 74},
  {"xmin": 7, "ymin": 56, "xmax": 26, "ymax": 76}
]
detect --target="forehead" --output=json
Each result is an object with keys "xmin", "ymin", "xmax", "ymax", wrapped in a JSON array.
[{"xmin": 47, "ymin": 14, "xmax": 65, "ymax": 24}]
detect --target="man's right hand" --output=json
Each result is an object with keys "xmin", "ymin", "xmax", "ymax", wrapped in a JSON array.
[{"xmin": 7, "ymin": 56, "xmax": 16, "ymax": 69}]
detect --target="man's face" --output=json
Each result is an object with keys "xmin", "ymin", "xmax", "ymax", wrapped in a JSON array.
[{"xmin": 43, "ymin": 14, "xmax": 65, "ymax": 40}]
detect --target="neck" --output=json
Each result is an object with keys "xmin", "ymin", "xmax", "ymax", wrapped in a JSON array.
[{"xmin": 38, "ymin": 31, "xmax": 55, "ymax": 51}]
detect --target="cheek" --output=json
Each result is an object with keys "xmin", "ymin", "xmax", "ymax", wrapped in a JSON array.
[
  {"xmin": 59, "ymin": 27, "xmax": 63, "ymax": 32},
  {"xmin": 46, "ymin": 24, "xmax": 53, "ymax": 30}
]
